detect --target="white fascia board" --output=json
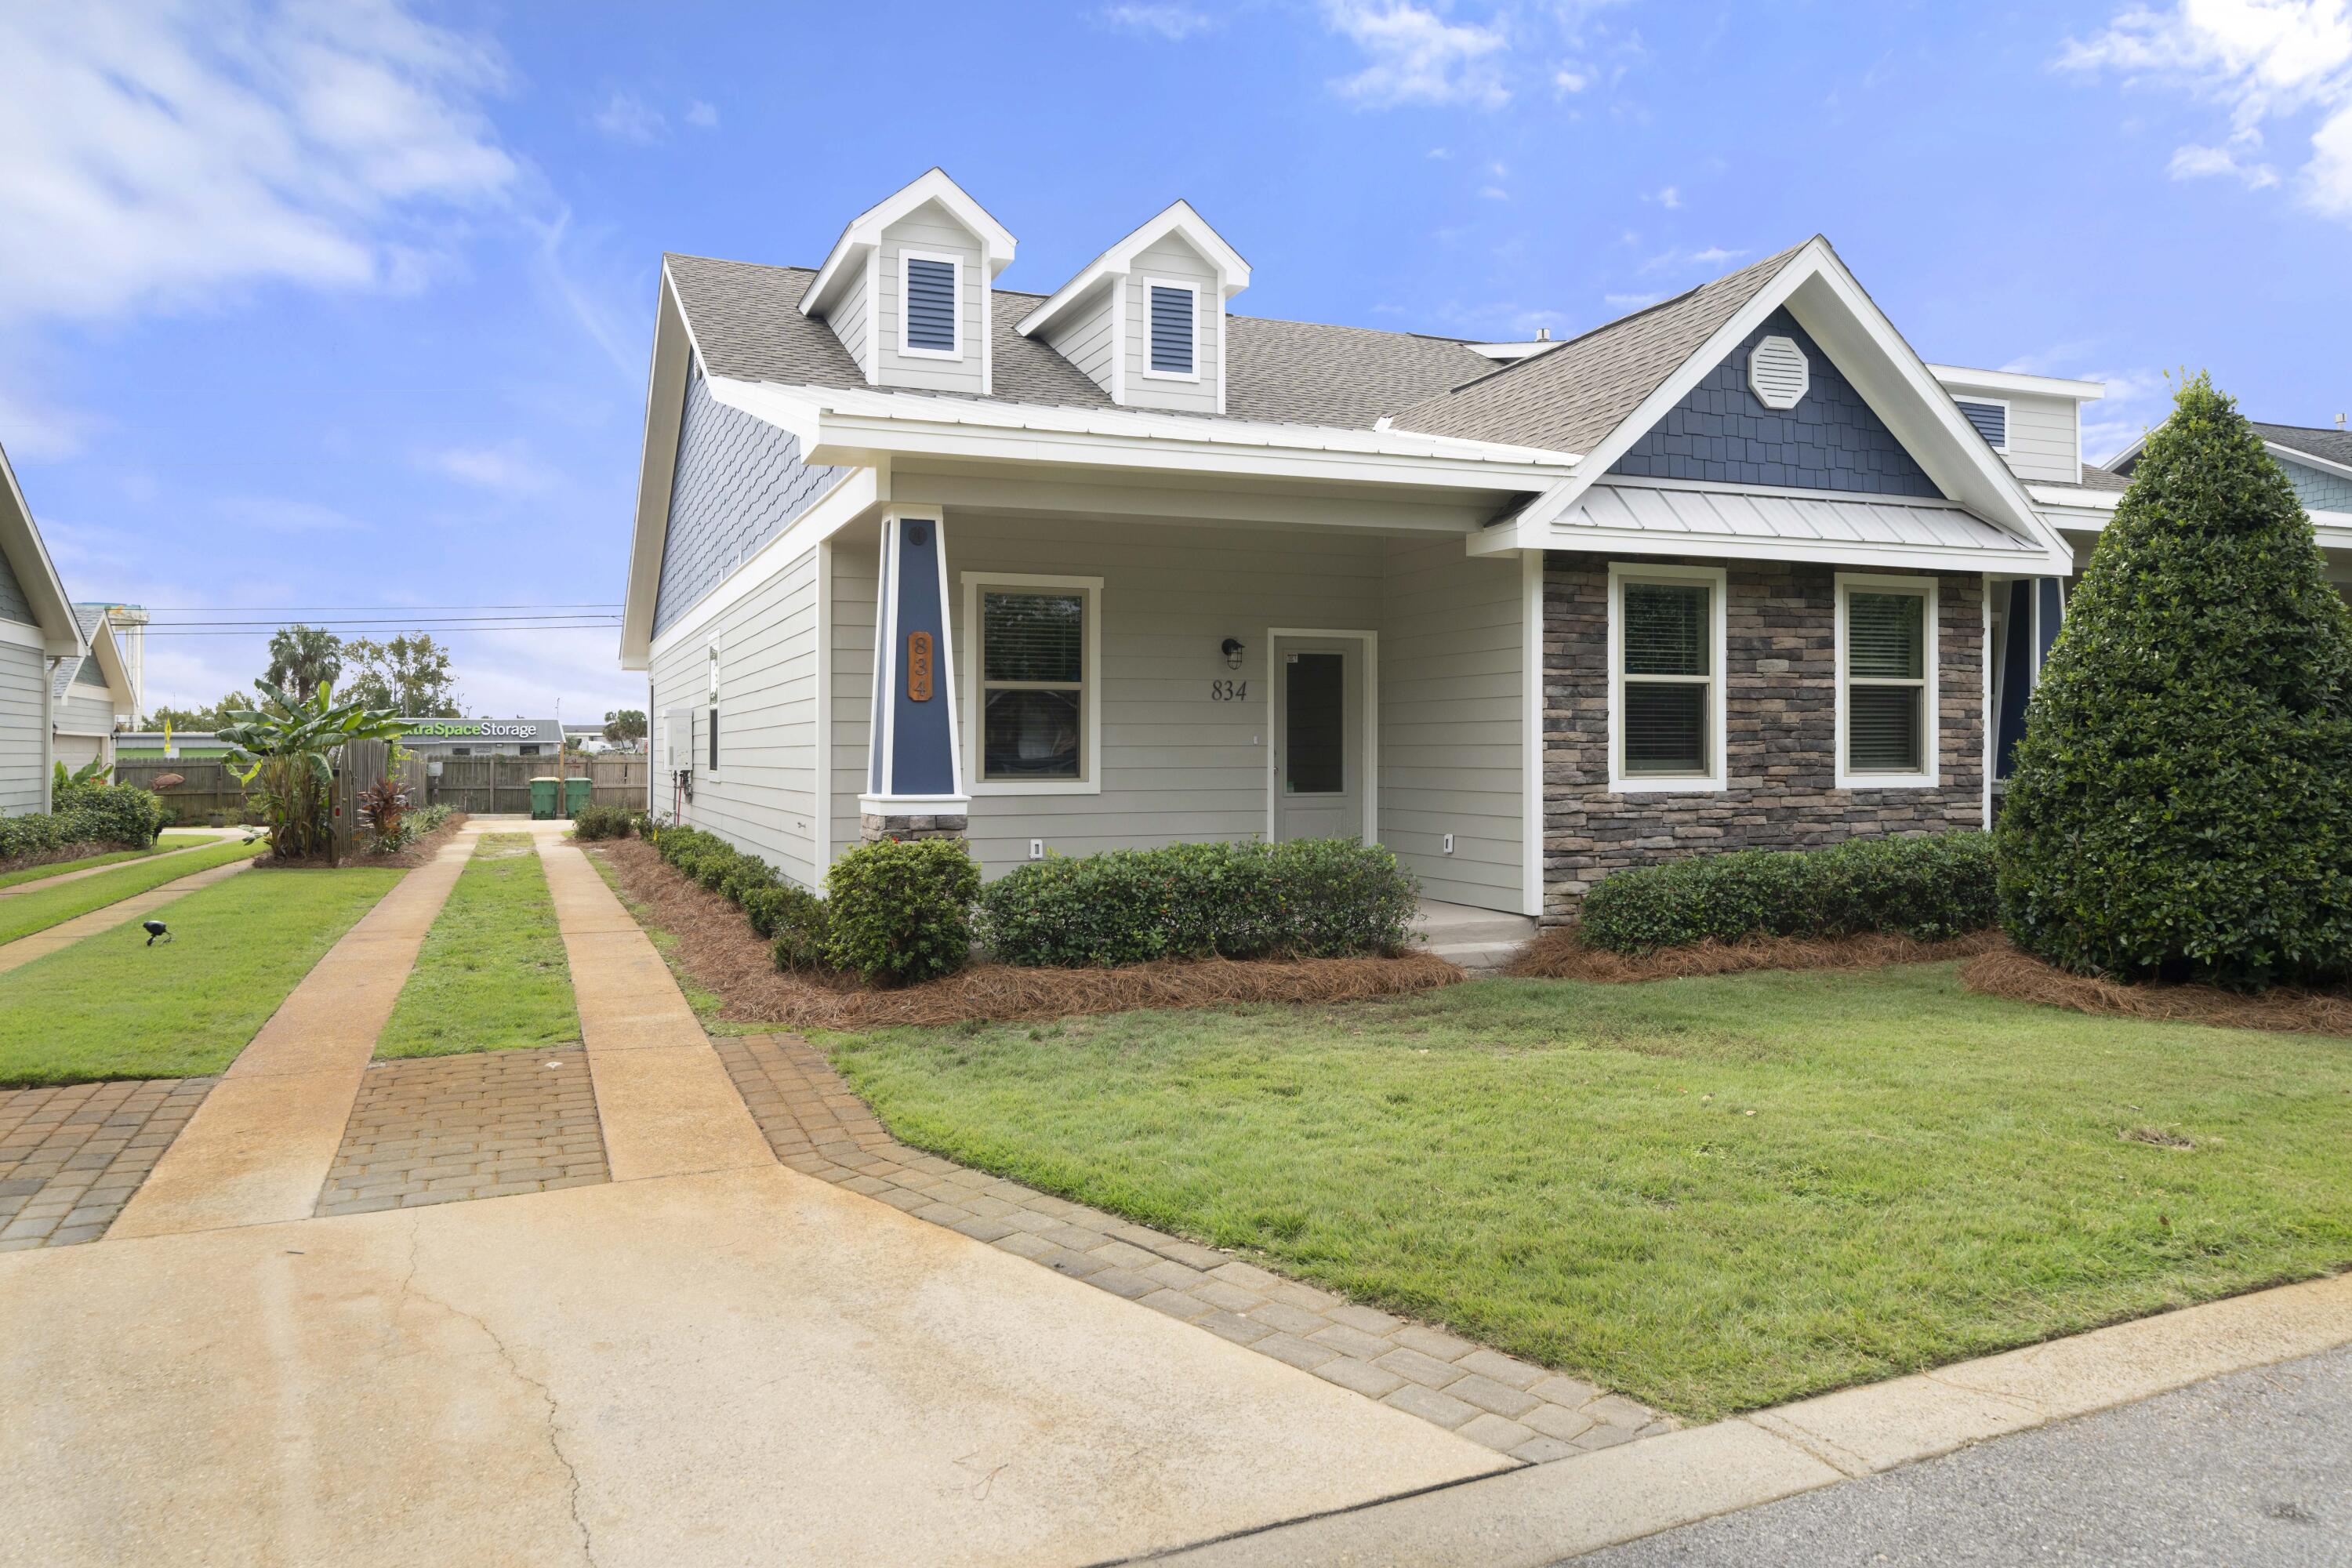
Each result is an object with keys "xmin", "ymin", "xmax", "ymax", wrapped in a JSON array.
[
  {"xmin": 0, "ymin": 442, "xmax": 85, "ymax": 654},
  {"xmin": 1017, "ymin": 199, "xmax": 1250, "ymax": 339},
  {"xmin": 2026, "ymin": 484, "xmax": 2121, "ymax": 513},
  {"xmin": 619, "ymin": 270, "xmax": 701, "ymax": 671},
  {"xmin": 83, "ymin": 615, "xmax": 132, "ymax": 704},
  {"xmin": 1927, "ymin": 364, "xmax": 2107, "ymax": 401},
  {"xmin": 2270, "ymin": 440, "xmax": 2352, "ymax": 484},
  {"xmin": 1465, "ymin": 516, "xmax": 2059, "ymax": 574},
  {"xmin": 803, "ymin": 168, "xmax": 1017, "ymax": 319},
  {"xmin": 1513, "ymin": 241, "xmax": 2071, "ymax": 574}
]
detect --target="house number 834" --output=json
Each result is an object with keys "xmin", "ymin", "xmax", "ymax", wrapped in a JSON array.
[{"xmin": 1209, "ymin": 679, "xmax": 1248, "ymax": 701}]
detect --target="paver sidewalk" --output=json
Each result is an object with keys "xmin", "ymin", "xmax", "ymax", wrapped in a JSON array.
[
  {"xmin": 0, "ymin": 856, "xmax": 254, "ymax": 975},
  {"xmin": 108, "ymin": 831, "xmax": 481, "ymax": 1238}
]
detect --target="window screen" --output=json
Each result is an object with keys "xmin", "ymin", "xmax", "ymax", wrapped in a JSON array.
[
  {"xmin": 1620, "ymin": 581, "xmax": 1711, "ymax": 776},
  {"xmin": 981, "ymin": 590, "xmax": 1084, "ymax": 781}
]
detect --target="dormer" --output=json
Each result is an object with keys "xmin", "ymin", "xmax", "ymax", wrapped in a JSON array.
[
  {"xmin": 1017, "ymin": 201, "xmax": 1248, "ymax": 415},
  {"xmin": 798, "ymin": 169, "xmax": 1016, "ymax": 396},
  {"xmin": 1927, "ymin": 365, "xmax": 2106, "ymax": 485}
]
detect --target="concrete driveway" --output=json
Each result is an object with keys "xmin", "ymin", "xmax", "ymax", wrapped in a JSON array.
[{"xmin": 1, "ymin": 1159, "xmax": 1501, "ymax": 1567}]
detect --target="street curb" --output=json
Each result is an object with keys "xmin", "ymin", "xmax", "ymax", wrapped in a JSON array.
[{"xmin": 1145, "ymin": 1270, "xmax": 2352, "ymax": 1566}]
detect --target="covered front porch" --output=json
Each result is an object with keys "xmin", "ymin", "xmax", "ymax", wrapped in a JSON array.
[{"xmin": 835, "ymin": 483, "xmax": 1541, "ymax": 917}]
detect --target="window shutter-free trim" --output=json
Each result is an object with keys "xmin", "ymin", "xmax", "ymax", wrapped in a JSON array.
[
  {"xmin": 902, "ymin": 255, "xmax": 958, "ymax": 354},
  {"xmin": 1148, "ymin": 283, "xmax": 1196, "ymax": 376},
  {"xmin": 1837, "ymin": 574, "xmax": 1936, "ymax": 785},
  {"xmin": 1610, "ymin": 568, "xmax": 1724, "ymax": 789}
]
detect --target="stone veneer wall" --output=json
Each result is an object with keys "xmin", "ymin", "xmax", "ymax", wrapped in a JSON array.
[
  {"xmin": 1540, "ymin": 554, "xmax": 1984, "ymax": 921},
  {"xmin": 858, "ymin": 811, "xmax": 968, "ymax": 844}
]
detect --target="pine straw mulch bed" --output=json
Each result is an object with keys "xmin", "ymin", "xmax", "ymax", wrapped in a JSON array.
[
  {"xmin": 1962, "ymin": 944, "xmax": 2352, "ymax": 1037},
  {"xmin": 590, "ymin": 837, "xmax": 1465, "ymax": 1030},
  {"xmin": 245, "ymin": 811, "xmax": 469, "ymax": 872},
  {"xmin": 1505, "ymin": 925, "xmax": 2003, "ymax": 982}
]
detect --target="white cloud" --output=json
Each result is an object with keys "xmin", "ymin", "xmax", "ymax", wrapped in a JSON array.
[
  {"xmin": 591, "ymin": 90, "xmax": 666, "ymax": 144},
  {"xmin": 1323, "ymin": 1, "xmax": 1510, "ymax": 109},
  {"xmin": 1101, "ymin": 2, "xmax": 1220, "ymax": 38},
  {"xmin": 1554, "ymin": 64, "xmax": 1591, "ymax": 94},
  {"xmin": 0, "ymin": 383, "xmax": 98, "ymax": 461},
  {"xmin": 2059, "ymin": 1, "xmax": 2352, "ymax": 221},
  {"xmin": 1479, "ymin": 184, "xmax": 1511, "ymax": 199},
  {"xmin": 1645, "ymin": 183, "xmax": 1682, "ymax": 207},
  {"xmin": 1689, "ymin": 244, "xmax": 1739, "ymax": 265},
  {"xmin": 214, "ymin": 495, "xmax": 373, "ymax": 534},
  {"xmin": 684, "ymin": 100, "xmax": 720, "ymax": 129},
  {"xmin": 418, "ymin": 440, "xmax": 556, "ymax": 495},
  {"xmin": 0, "ymin": 0, "xmax": 516, "ymax": 326},
  {"xmin": 1639, "ymin": 245, "xmax": 1746, "ymax": 274},
  {"xmin": 1604, "ymin": 291, "xmax": 1664, "ymax": 309}
]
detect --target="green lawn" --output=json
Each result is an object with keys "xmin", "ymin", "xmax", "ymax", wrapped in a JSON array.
[
  {"xmin": 0, "ymin": 832, "xmax": 228, "ymax": 892},
  {"xmin": 0, "ymin": 866, "xmax": 401, "ymax": 1085},
  {"xmin": 826, "ymin": 964, "xmax": 2352, "ymax": 1422},
  {"xmin": 377, "ymin": 833, "xmax": 581, "ymax": 1058},
  {"xmin": 0, "ymin": 837, "xmax": 266, "ymax": 946}
]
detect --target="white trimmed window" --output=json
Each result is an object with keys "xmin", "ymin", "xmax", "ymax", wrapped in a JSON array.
[
  {"xmin": 898, "ymin": 249, "xmax": 962, "ymax": 358},
  {"xmin": 963, "ymin": 573, "xmax": 1102, "ymax": 794},
  {"xmin": 704, "ymin": 644, "xmax": 721, "ymax": 775},
  {"xmin": 1836, "ymin": 573, "xmax": 1939, "ymax": 788},
  {"xmin": 1142, "ymin": 278, "xmax": 1199, "ymax": 379},
  {"xmin": 1608, "ymin": 562, "xmax": 1726, "ymax": 792}
]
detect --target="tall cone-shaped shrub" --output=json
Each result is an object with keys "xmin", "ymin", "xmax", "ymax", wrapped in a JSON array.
[{"xmin": 1997, "ymin": 374, "xmax": 2352, "ymax": 989}]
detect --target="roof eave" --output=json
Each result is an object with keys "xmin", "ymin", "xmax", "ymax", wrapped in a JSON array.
[
  {"xmin": 618, "ymin": 267, "xmax": 700, "ymax": 671},
  {"xmin": 0, "ymin": 442, "xmax": 85, "ymax": 654}
]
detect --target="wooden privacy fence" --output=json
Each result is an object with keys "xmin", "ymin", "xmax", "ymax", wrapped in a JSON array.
[
  {"xmin": 425, "ymin": 753, "xmax": 645, "ymax": 815},
  {"xmin": 116, "ymin": 758, "xmax": 251, "ymax": 826}
]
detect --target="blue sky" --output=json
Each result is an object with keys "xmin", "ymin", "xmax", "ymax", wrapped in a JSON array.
[{"xmin": 3, "ymin": 0, "xmax": 2347, "ymax": 721}]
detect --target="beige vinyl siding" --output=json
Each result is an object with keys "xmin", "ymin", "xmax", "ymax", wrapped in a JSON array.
[
  {"xmin": 1377, "ymin": 537, "xmax": 1524, "ymax": 909},
  {"xmin": 0, "ymin": 642, "xmax": 45, "ymax": 814},
  {"xmin": 53, "ymin": 689, "xmax": 117, "ymax": 738},
  {"xmin": 828, "ymin": 266, "xmax": 873, "ymax": 382},
  {"xmin": 1122, "ymin": 234, "xmax": 1220, "ymax": 416},
  {"xmin": 648, "ymin": 543, "xmax": 824, "ymax": 890},
  {"xmin": 830, "ymin": 529, "xmax": 878, "ymax": 866},
  {"xmin": 874, "ymin": 201, "xmax": 987, "ymax": 396},
  {"xmin": 1993, "ymin": 392, "xmax": 2081, "ymax": 485},
  {"xmin": 1033, "ymin": 284, "xmax": 1118, "ymax": 401},
  {"xmin": 833, "ymin": 515, "xmax": 1388, "ymax": 878},
  {"xmin": 51, "ymin": 731, "xmax": 103, "ymax": 772}
]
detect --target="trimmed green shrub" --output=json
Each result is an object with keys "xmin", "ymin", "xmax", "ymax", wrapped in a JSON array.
[
  {"xmin": 720, "ymin": 858, "xmax": 779, "ymax": 905},
  {"xmin": 757, "ymin": 886, "xmax": 831, "ymax": 973},
  {"xmin": 0, "ymin": 784, "xmax": 165, "ymax": 864},
  {"xmin": 824, "ymin": 838, "xmax": 981, "ymax": 986},
  {"xmin": 1578, "ymin": 831, "xmax": 1996, "ymax": 953},
  {"xmin": 572, "ymin": 804, "xmax": 636, "ymax": 840},
  {"xmin": 976, "ymin": 837, "xmax": 1420, "ymax": 968},
  {"xmin": 1998, "ymin": 375, "xmax": 2352, "ymax": 989}
]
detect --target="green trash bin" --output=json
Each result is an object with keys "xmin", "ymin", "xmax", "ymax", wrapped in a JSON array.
[
  {"xmin": 528, "ymin": 776, "xmax": 561, "ymax": 820},
  {"xmin": 562, "ymin": 776, "xmax": 592, "ymax": 819}
]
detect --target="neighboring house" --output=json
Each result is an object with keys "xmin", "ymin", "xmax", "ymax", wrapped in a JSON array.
[
  {"xmin": 0, "ymin": 442, "xmax": 93, "ymax": 815},
  {"xmin": 48, "ymin": 606, "xmax": 136, "ymax": 776},
  {"xmin": 617, "ymin": 170, "xmax": 2149, "ymax": 920}
]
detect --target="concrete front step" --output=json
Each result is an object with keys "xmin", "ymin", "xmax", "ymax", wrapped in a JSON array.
[{"xmin": 1426, "ymin": 941, "xmax": 1523, "ymax": 974}]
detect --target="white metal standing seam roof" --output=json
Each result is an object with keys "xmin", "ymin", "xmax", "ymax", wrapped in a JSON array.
[{"xmin": 1559, "ymin": 481, "xmax": 2030, "ymax": 554}]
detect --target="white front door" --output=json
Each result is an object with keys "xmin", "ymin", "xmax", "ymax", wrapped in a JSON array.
[{"xmin": 1272, "ymin": 636, "xmax": 1363, "ymax": 842}]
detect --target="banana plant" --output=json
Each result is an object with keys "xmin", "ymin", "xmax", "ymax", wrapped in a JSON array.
[{"xmin": 218, "ymin": 680, "xmax": 407, "ymax": 859}]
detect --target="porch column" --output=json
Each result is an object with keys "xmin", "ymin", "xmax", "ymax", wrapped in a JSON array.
[
  {"xmin": 1992, "ymin": 576, "xmax": 2066, "ymax": 781},
  {"xmin": 860, "ymin": 506, "xmax": 968, "ymax": 842}
]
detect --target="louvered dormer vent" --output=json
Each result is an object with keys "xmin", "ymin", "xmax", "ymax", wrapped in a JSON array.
[
  {"xmin": 1148, "ymin": 284, "xmax": 1196, "ymax": 376},
  {"xmin": 1748, "ymin": 335, "xmax": 1809, "ymax": 409}
]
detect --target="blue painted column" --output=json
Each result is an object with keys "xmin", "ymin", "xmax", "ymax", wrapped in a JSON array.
[
  {"xmin": 861, "ymin": 507, "xmax": 967, "ymax": 840},
  {"xmin": 1993, "ymin": 576, "xmax": 2065, "ymax": 781}
]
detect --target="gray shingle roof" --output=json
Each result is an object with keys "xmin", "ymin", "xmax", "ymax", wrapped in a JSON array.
[
  {"xmin": 666, "ymin": 252, "xmax": 1505, "ymax": 431},
  {"xmin": 50, "ymin": 605, "xmax": 105, "ymax": 700},
  {"xmin": 1383, "ymin": 242, "xmax": 1812, "ymax": 453},
  {"xmin": 2254, "ymin": 422, "xmax": 2352, "ymax": 471},
  {"xmin": 2071, "ymin": 464, "xmax": 2130, "ymax": 493}
]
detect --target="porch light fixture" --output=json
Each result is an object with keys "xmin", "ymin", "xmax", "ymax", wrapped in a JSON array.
[{"xmin": 1221, "ymin": 637, "xmax": 1246, "ymax": 670}]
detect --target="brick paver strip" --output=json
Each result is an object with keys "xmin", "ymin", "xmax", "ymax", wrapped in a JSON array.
[
  {"xmin": 108, "ymin": 829, "xmax": 485, "ymax": 1239},
  {"xmin": 317, "ymin": 1045, "xmax": 608, "ymax": 1216},
  {"xmin": 0, "ymin": 1077, "xmax": 215, "ymax": 1250},
  {"xmin": 709, "ymin": 1029, "xmax": 1676, "ymax": 1464},
  {"xmin": 537, "ymin": 835, "xmax": 771, "ymax": 1181},
  {"xmin": 0, "ymin": 855, "xmax": 255, "ymax": 975}
]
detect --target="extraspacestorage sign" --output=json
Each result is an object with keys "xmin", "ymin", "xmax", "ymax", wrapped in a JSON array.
[{"xmin": 401, "ymin": 719, "xmax": 554, "ymax": 740}]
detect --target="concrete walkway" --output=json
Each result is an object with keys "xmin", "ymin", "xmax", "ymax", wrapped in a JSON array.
[
  {"xmin": 0, "ymin": 830, "xmax": 256, "ymax": 900},
  {"xmin": 536, "ymin": 829, "xmax": 774, "ymax": 1181},
  {"xmin": 0, "ymin": 855, "xmax": 256, "ymax": 975},
  {"xmin": 108, "ymin": 829, "xmax": 478, "ymax": 1238}
]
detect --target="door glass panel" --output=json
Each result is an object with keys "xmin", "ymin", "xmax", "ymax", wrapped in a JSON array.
[{"xmin": 1284, "ymin": 652, "xmax": 1345, "ymax": 795}]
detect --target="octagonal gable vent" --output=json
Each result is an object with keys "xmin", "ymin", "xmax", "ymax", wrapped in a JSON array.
[{"xmin": 1748, "ymin": 335, "xmax": 1809, "ymax": 410}]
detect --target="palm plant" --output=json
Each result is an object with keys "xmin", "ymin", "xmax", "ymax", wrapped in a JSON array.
[{"xmin": 218, "ymin": 681, "xmax": 407, "ymax": 859}]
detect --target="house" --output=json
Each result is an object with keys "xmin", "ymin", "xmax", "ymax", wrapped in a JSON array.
[
  {"xmin": 617, "ymin": 170, "xmax": 2147, "ymax": 922},
  {"xmin": 49, "ymin": 607, "xmax": 138, "ymax": 777},
  {"xmin": 0, "ymin": 441, "xmax": 97, "ymax": 814}
]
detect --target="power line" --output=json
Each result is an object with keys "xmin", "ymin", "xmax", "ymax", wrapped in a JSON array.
[
  {"xmin": 141, "ymin": 614, "xmax": 622, "ymax": 628},
  {"xmin": 141, "ymin": 624, "xmax": 622, "ymax": 637},
  {"xmin": 136, "ymin": 603, "xmax": 622, "ymax": 612}
]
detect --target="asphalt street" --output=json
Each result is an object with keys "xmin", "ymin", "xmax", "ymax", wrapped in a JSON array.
[{"xmin": 1572, "ymin": 1344, "xmax": 2351, "ymax": 1566}]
